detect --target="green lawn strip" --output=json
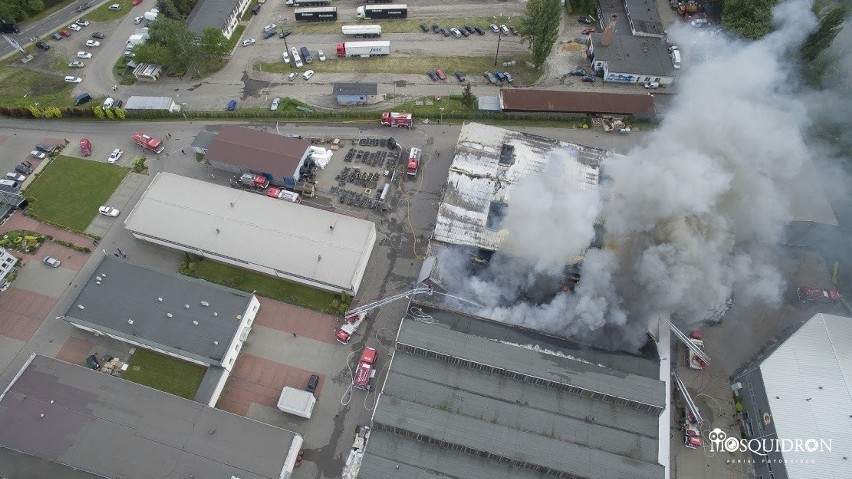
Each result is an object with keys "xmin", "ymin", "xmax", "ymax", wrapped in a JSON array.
[
  {"xmin": 256, "ymin": 54, "xmax": 538, "ymax": 84},
  {"xmin": 0, "ymin": 69, "xmax": 75, "ymax": 108},
  {"xmin": 85, "ymin": 0, "xmax": 133, "ymax": 22},
  {"xmin": 48, "ymin": 55, "xmax": 69, "ymax": 72},
  {"xmin": 225, "ymin": 25, "xmax": 247, "ymax": 50},
  {"xmin": 285, "ymin": 16, "xmax": 515, "ymax": 35},
  {"xmin": 25, "ymin": 156, "xmax": 129, "ymax": 232},
  {"xmin": 122, "ymin": 349, "xmax": 206, "ymax": 399},
  {"xmin": 188, "ymin": 258, "xmax": 344, "ymax": 313},
  {"xmin": 113, "ymin": 56, "xmax": 138, "ymax": 85}
]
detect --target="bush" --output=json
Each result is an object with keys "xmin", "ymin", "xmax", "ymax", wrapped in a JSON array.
[{"xmin": 735, "ymin": 401, "xmax": 744, "ymax": 413}]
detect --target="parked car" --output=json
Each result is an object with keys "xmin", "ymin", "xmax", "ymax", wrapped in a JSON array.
[
  {"xmin": 43, "ymin": 256, "xmax": 61, "ymax": 268},
  {"xmin": 114, "ymin": 99, "xmax": 123, "ymax": 108},
  {"xmin": 450, "ymin": 28, "xmax": 462, "ymax": 38},
  {"xmin": 288, "ymin": 72, "xmax": 296, "ymax": 81},
  {"xmin": 69, "ymin": 61, "xmax": 85, "ymax": 68},
  {"xmin": 99, "ymin": 206, "xmax": 119, "ymax": 217},
  {"xmin": 306, "ymin": 374, "xmax": 319, "ymax": 393},
  {"xmin": 435, "ymin": 69, "xmax": 446, "ymax": 80},
  {"xmin": 5, "ymin": 172, "xmax": 26, "ymax": 182},
  {"xmin": 569, "ymin": 66, "xmax": 588, "ymax": 76},
  {"xmin": 77, "ymin": 51, "xmax": 92, "ymax": 59},
  {"xmin": 36, "ymin": 41, "xmax": 51, "ymax": 51},
  {"xmin": 500, "ymin": 24, "xmax": 510, "ymax": 35},
  {"xmin": 30, "ymin": 151, "xmax": 46, "ymax": 159},
  {"xmin": 431, "ymin": 24, "xmax": 441, "ymax": 34},
  {"xmin": 226, "ymin": 99, "xmax": 237, "ymax": 111},
  {"xmin": 59, "ymin": 29, "xmax": 71, "ymax": 37},
  {"xmin": 91, "ymin": 31, "xmax": 104, "ymax": 39},
  {"xmin": 494, "ymin": 71, "xmax": 507, "ymax": 82},
  {"xmin": 263, "ymin": 24, "xmax": 276, "ymax": 32},
  {"xmin": 459, "ymin": 28, "xmax": 470, "ymax": 37},
  {"xmin": 134, "ymin": 16, "xmax": 143, "ymax": 25},
  {"xmin": 76, "ymin": 19, "xmax": 89, "ymax": 27},
  {"xmin": 427, "ymin": 71, "xmax": 438, "ymax": 81},
  {"xmin": 503, "ymin": 72, "xmax": 513, "ymax": 83},
  {"xmin": 16, "ymin": 163, "xmax": 33, "ymax": 175},
  {"xmin": 262, "ymin": 29, "xmax": 276, "ymax": 39},
  {"xmin": 578, "ymin": 16, "xmax": 594, "ymax": 24},
  {"xmin": 124, "ymin": 50, "xmax": 134, "ymax": 58},
  {"xmin": 490, "ymin": 24, "xmax": 499, "ymax": 33},
  {"xmin": 68, "ymin": 23, "xmax": 81, "ymax": 32},
  {"xmin": 644, "ymin": 81, "xmax": 659, "ymax": 89},
  {"xmin": 282, "ymin": 50, "xmax": 290, "ymax": 63},
  {"xmin": 51, "ymin": 33, "xmax": 63, "ymax": 40},
  {"xmin": 454, "ymin": 71, "xmax": 466, "ymax": 82},
  {"xmin": 509, "ymin": 26, "xmax": 518, "ymax": 35},
  {"xmin": 35, "ymin": 143, "xmax": 55, "ymax": 153},
  {"xmin": 279, "ymin": 30, "xmax": 292, "ymax": 38},
  {"xmin": 441, "ymin": 28, "xmax": 451, "ymax": 37},
  {"xmin": 463, "ymin": 25, "xmax": 474, "ymax": 34},
  {"xmin": 64, "ymin": 75, "xmax": 82, "ymax": 83},
  {"xmin": 484, "ymin": 71, "xmax": 498, "ymax": 84},
  {"xmin": 0, "ymin": 180, "xmax": 19, "ymax": 190},
  {"xmin": 317, "ymin": 50, "xmax": 325, "ymax": 61},
  {"xmin": 797, "ymin": 287, "xmax": 840, "ymax": 303},
  {"xmin": 242, "ymin": 38, "xmax": 256, "ymax": 47},
  {"xmin": 302, "ymin": 69, "xmax": 314, "ymax": 80},
  {"xmin": 251, "ymin": 4, "xmax": 261, "ymax": 15},
  {"xmin": 108, "ymin": 4, "xmax": 121, "ymax": 11},
  {"xmin": 419, "ymin": 23, "xmax": 429, "ymax": 32},
  {"xmin": 474, "ymin": 26, "xmax": 485, "ymax": 35},
  {"xmin": 107, "ymin": 148, "xmax": 123, "ymax": 163},
  {"xmin": 85, "ymin": 354, "xmax": 101, "ymax": 370},
  {"xmin": 581, "ymin": 75, "xmax": 596, "ymax": 82},
  {"xmin": 270, "ymin": 97, "xmax": 281, "ymax": 110},
  {"xmin": 85, "ymin": 40, "xmax": 100, "ymax": 47}
]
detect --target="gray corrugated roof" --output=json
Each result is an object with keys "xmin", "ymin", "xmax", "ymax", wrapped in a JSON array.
[
  {"xmin": 186, "ymin": 0, "xmax": 238, "ymax": 36},
  {"xmin": 124, "ymin": 96, "xmax": 175, "ymax": 110},
  {"xmin": 0, "ymin": 355, "xmax": 300, "ymax": 479},
  {"xmin": 123, "ymin": 173, "xmax": 377, "ymax": 294},
  {"xmin": 333, "ymin": 83, "xmax": 378, "ymax": 96},
  {"xmin": 591, "ymin": 33, "xmax": 672, "ymax": 76},
  {"xmin": 0, "ymin": 448, "xmax": 104, "ymax": 479},
  {"xmin": 205, "ymin": 126, "xmax": 311, "ymax": 178},
  {"xmin": 191, "ymin": 130, "xmax": 217, "ymax": 151},
  {"xmin": 194, "ymin": 365, "xmax": 227, "ymax": 404},
  {"xmin": 623, "ymin": 0, "xmax": 665, "ymax": 36},
  {"xmin": 63, "ymin": 256, "xmax": 254, "ymax": 366}
]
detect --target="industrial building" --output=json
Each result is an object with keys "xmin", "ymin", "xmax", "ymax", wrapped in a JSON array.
[
  {"xmin": 124, "ymin": 173, "xmax": 377, "ymax": 295},
  {"xmin": 499, "ymin": 89, "xmax": 656, "ymax": 117},
  {"xmin": 333, "ymin": 82, "xmax": 379, "ymax": 105},
  {"xmin": 0, "ymin": 354, "xmax": 303, "ymax": 479},
  {"xmin": 587, "ymin": 0, "xmax": 675, "ymax": 85},
  {"xmin": 61, "ymin": 256, "xmax": 259, "ymax": 405},
  {"xmin": 732, "ymin": 313, "xmax": 852, "ymax": 479},
  {"xmin": 205, "ymin": 125, "xmax": 313, "ymax": 185},
  {"xmin": 358, "ymin": 303, "xmax": 667, "ymax": 478},
  {"xmin": 131, "ymin": 63, "xmax": 162, "ymax": 81},
  {"xmin": 186, "ymin": 0, "xmax": 250, "ymax": 40},
  {"xmin": 431, "ymin": 122, "xmax": 608, "ymax": 252}
]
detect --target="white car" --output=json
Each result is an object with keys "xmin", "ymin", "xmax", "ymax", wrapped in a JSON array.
[
  {"xmin": 77, "ymin": 51, "xmax": 92, "ymax": 59},
  {"xmin": 5, "ymin": 172, "xmax": 26, "ymax": 182},
  {"xmin": 302, "ymin": 70, "xmax": 314, "ymax": 80},
  {"xmin": 30, "ymin": 151, "xmax": 46, "ymax": 159},
  {"xmin": 270, "ymin": 97, "xmax": 281, "ymax": 110},
  {"xmin": 294, "ymin": 56, "xmax": 303, "ymax": 68},
  {"xmin": 263, "ymin": 24, "xmax": 276, "ymax": 32},
  {"xmin": 43, "ymin": 256, "xmax": 61, "ymax": 268},
  {"xmin": 317, "ymin": 50, "xmax": 325, "ymax": 61},
  {"xmin": 69, "ymin": 24, "xmax": 81, "ymax": 32},
  {"xmin": 242, "ymin": 38, "xmax": 256, "ymax": 47},
  {"xmin": 76, "ymin": 19, "xmax": 89, "ymax": 27},
  {"xmin": 107, "ymin": 148, "xmax": 123, "ymax": 163},
  {"xmin": 500, "ymin": 24, "xmax": 510, "ymax": 35},
  {"xmin": 85, "ymin": 40, "xmax": 100, "ymax": 47},
  {"xmin": 68, "ymin": 61, "xmax": 85, "ymax": 68},
  {"xmin": 134, "ymin": 16, "xmax": 143, "ymax": 24},
  {"xmin": 108, "ymin": 4, "xmax": 121, "ymax": 11},
  {"xmin": 64, "ymin": 76, "xmax": 82, "ymax": 83},
  {"xmin": 99, "ymin": 206, "xmax": 119, "ymax": 217},
  {"xmin": 282, "ymin": 51, "xmax": 290, "ymax": 63},
  {"xmin": 288, "ymin": 72, "xmax": 296, "ymax": 81}
]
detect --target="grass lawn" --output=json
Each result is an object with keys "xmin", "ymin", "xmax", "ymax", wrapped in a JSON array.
[
  {"xmin": 123, "ymin": 349, "xmax": 206, "ymax": 399},
  {"xmin": 257, "ymin": 54, "xmax": 540, "ymax": 85},
  {"xmin": 286, "ymin": 16, "xmax": 516, "ymax": 35},
  {"xmin": 25, "ymin": 156, "xmax": 129, "ymax": 232},
  {"xmin": 186, "ymin": 258, "xmax": 346, "ymax": 314},
  {"xmin": 0, "ymin": 68, "xmax": 75, "ymax": 108},
  {"xmin": 86, "ymin": 0, "xmax": 133, "ymax": 22},
  {"xmin": 391, "ymin": 95, "xmax": 473, "ymax": 118},
  {"xmin": 112, "ymin": 56, "xmax": 137, "ymax": 85}
]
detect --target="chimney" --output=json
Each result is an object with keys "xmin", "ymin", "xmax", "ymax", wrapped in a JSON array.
[{"xmin": 601, "ymin": 14, "xmax": 618, "ymax": 46}]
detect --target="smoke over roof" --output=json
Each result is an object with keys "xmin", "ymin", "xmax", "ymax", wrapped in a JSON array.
[{"xmin": 435, "ymin": 0, "xmax": 827, "ymax": 351}]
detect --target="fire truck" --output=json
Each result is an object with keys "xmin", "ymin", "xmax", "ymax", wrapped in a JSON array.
[
  {"xmin": 687, "ymin": 331, "xmax": 707, "ymax": 370},
  {"xmin": 335, "ymin": 287, "xmax": 433, "ymax": 345},
  {"xmin": 131, "ymin": 131, "xmax": 165, "ymax": 154},
  {"xmin": 353, "ymin": 347, "xmax": 377, "ymax": 390},
  {"xmin": 406, "ymin": 147, "xmax": 421, "ymax": 176},
  {"xmin": 380, "ymin": 111, "xmax": 412, "ymax": 128}
]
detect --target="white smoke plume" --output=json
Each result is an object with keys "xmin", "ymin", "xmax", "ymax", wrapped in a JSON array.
[{"xmin": 438, "ymin": 0, "xmax": 822, "ymax": 351}]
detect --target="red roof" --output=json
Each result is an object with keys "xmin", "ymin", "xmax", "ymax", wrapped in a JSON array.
[
  {"xmin": 500, "ymin": 89, "xmax": 655, "ymax": 115},
  {"xmin": 206, "ymin": 126, "xmax": 311, "ymax": 178}
]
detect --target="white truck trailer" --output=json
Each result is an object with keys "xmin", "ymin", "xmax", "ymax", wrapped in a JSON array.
[
  {"xmin": 342, "ymin": 24, "xmax": 382, "ymax": 37},
  {"xmin": 277, "ymin": 387, "xmax": 317, "ymax": 419}
]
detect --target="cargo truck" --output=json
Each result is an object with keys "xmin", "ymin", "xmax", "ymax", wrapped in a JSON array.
[
  {"xmin": 286, "ymin": 0, "xmax": 330, "ymax": 5},
  {"xmin": 295, "ymin": 6, "xmax": 338, "ymax": 21},
  {"xmin": 336, "ymin": 40, "xmax": 390, "ymax": 57},
  {"xmin": 277, "ymin": 387, "xmax": 317, "ymax": 419},
  {"xmin": 240, "ymin": 173, "xmax": 270, "ymax": 189},
  {"xmin": 342, "ymin": 25, "xmax": 382, "ymax": 38},
  {"xmin": 356, "ymin": 4, "xmax": 407, "ymax": 19},
  {"xmin": 353, "ymin": 347, "xmax": 377, "ymax": 390},
  {"xmin": 406, "ymin": 147, "xmax": 421, "ymax": 176},
  {"xmin": 131, "ymin": 131, "xmax": 164, "ymax": 154},
  {"xmin": 380, "ymin": 111, "xmax": 412, "ymax": 128}
]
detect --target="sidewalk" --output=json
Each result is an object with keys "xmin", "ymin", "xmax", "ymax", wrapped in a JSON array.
[{"xmin": 0, "ymin": 211, "xmax": 93, "ymax": 247}]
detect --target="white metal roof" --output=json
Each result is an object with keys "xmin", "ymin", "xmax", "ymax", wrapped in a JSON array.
[
  {"xmin": 124, "ymin": 173, "xmax": 376, "ymax": 293},
  {"xmin": 760, "ymin": 313, "xmax": 852, "ymax": 478},
  {"xmin": 433, "ymin": 123, "xmax": 607, "ymax": 251},
  {"xmin": 124, "ymin": 96, "xmax": 175, "ymax": 110}
]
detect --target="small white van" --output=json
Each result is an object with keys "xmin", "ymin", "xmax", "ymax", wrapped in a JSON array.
[{"xmin": 671, "ymin": 48, "xmax": 681, "ymax": 69}]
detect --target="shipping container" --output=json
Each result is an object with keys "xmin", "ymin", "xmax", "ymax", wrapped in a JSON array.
[
  {"xmin": 356, "ymin": 4, "xmax": 407, "ymax": 20},
  {"xmin": 336, "ymin": 40, "xmax": 390, "ymax": 58},
  {"xmin": 295, "ymin": 6, "xmax": 338, "ymax": 21}
]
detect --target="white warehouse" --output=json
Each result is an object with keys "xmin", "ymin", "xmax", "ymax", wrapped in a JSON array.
[{"xmin": 124, "ymin": 173, "xmax": 377, "ymax": 295}]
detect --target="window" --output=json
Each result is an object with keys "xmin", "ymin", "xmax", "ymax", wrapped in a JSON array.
[{"xmin": 485, "ymin": 201, "xmax": 508, "ymax": 230}]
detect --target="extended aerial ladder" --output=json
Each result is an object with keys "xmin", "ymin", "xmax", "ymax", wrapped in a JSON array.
[{"xmin": 344, "ymin": 287, "xmax": 433, "ymax": 317}]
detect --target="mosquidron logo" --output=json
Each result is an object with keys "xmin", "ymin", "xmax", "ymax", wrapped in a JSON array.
[{"xmin": 708, "ymin": 428, "xmax": 832, "ymax": 456}]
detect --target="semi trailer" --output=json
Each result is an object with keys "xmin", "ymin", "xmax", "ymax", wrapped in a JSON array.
[
  {"xmin": 336, "ymin": 40, "xmax": 390, "ymax": 57},
  {"xmin": 286, "ymin": 0, "xmax": 330, "ymax": 5},
  {"xmin": 356, "ymin": 4, "xmax": 407, "ymax": 19},
  {"xmin": 295, "ymin": 6, "xmax": 338, "ymax": 21},
  {"xmin": 342, "ymin": 24, "xmax": 382, "ymax": 38}
]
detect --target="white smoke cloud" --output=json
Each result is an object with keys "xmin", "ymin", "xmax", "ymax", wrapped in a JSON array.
[{"xmin": 437, "ymin": 0, "xmax": 823, "ymax": 351}]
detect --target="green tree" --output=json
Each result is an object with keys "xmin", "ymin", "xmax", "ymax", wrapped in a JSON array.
[
  {"xmin": 518, "ymin": 0, "xmax": 562, "ymax": 69},
  {"xmin": 720, "ymin": 0, "xmax": 777, "ymax": 39},
  {"xmin": 801, "ymin": 4, "xmax": 847, "ymax": 64},
  {"xmin": 199, "ymin": 27, "xmax": 228, "ymax": 58},
  {"xmin": 137, "ymin": 17, "xmax": 200, "ymax": 74},
  {"xmin": 461, "ymin": 83, "xmax": 477, "ymax": 109}
]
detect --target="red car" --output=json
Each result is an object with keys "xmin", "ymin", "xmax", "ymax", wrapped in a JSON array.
[
  {"xmin": 132, "ymin": 0, "xmax": 143, "ymax": 5},
  {"xmin": 435, "ymin": 69, "xmax": 446, "ymax": 81},
  {"xmin": 797, "ymin": 287, "xmax": 840, "ymax": 303},
  {"xmin": 582, "ymin": 27, "xmax": 596, "ymax": 35},
  {"xmin": 59, "ymin": 29, "xmax": 71, "ymax": 37}
]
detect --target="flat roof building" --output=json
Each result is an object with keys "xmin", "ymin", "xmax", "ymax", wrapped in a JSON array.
[
  {"xmin": 186, "ymin": 0, "xmax": 250, "ymax": 40},
  {"xmin": 500, "ymin": 89, "xmax": 656, "ymax": 116},
  {"xmin": 205, "ymin": 125, "xmax": 313, "ymax": 185},
  {"xmin": 124, "ymin": 95, "xmax": 180, "ymax": 112},
  {"xmin": 359, "ymin": 304, "xmax": 666, "ymax": 478},
  {"xmin": 0, "ymin": 355, "xmax": 303, "ymax": 479},
  {"xmin": 124, "ymin": 173, "xmax": 376, "ymax": 295}
]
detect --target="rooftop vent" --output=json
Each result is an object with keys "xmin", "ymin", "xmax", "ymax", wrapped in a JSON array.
[
  {"xmin": 157, "ymin": 297, "xmax": 163, "ymax": 302},
  {"xmin": 498, "ymin": 144, "xmax": 515, "ymax": 166},
  {"xmin": 213, "ymin": 340, "xmax": 219, "ymax": 345},
  {"xmin": 95, "ymin": 276, "xmax": 102, "ymax": 281},
  {"xmin": 77, "ymin": 304, "xmax": 85, "ymax": 310},
  {"xmin": 185, "ymin": 304, "xmax": 190, "ymax": 309},
  {"xmin": 96, "ymin": 281, "xmax": 101, "ymax": 285},
  {"xmin": 213, "ymin": 312, "xmax": 218, "ymax": 316},
  {"xmin": 166, "ymin": 313, "xmax": 173, "ymax": 318},
  {"xmin": 128, "ymin": 319, "xmax": 134, "ymax": 325},
  {"xmin": 192, "ymin": 320, "xmax": 199, "ymax": 326},
  {"xmin": 236, "ymin": 314, "xmax": 242, "ymax": 320},
  {"xmin": 200, "ymin": 301, "xmax": 210, "ymax": 307}
]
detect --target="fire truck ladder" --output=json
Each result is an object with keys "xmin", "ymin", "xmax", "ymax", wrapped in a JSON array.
[
  {"xmin": 672, "ymin": 373, "xmax": 705, "ymax": 426},
  {"xmin": 344, "ymin": 287, "xmax": 434, "ymax": 317},
  {"xmin": 662, "ymin": 316, "xmax": 712, "ymax": 368}
]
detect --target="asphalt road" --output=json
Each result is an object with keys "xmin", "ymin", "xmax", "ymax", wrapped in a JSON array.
[{"xmin": 0, "ymin": 0, "xmax": 109, "ymax": 58}]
